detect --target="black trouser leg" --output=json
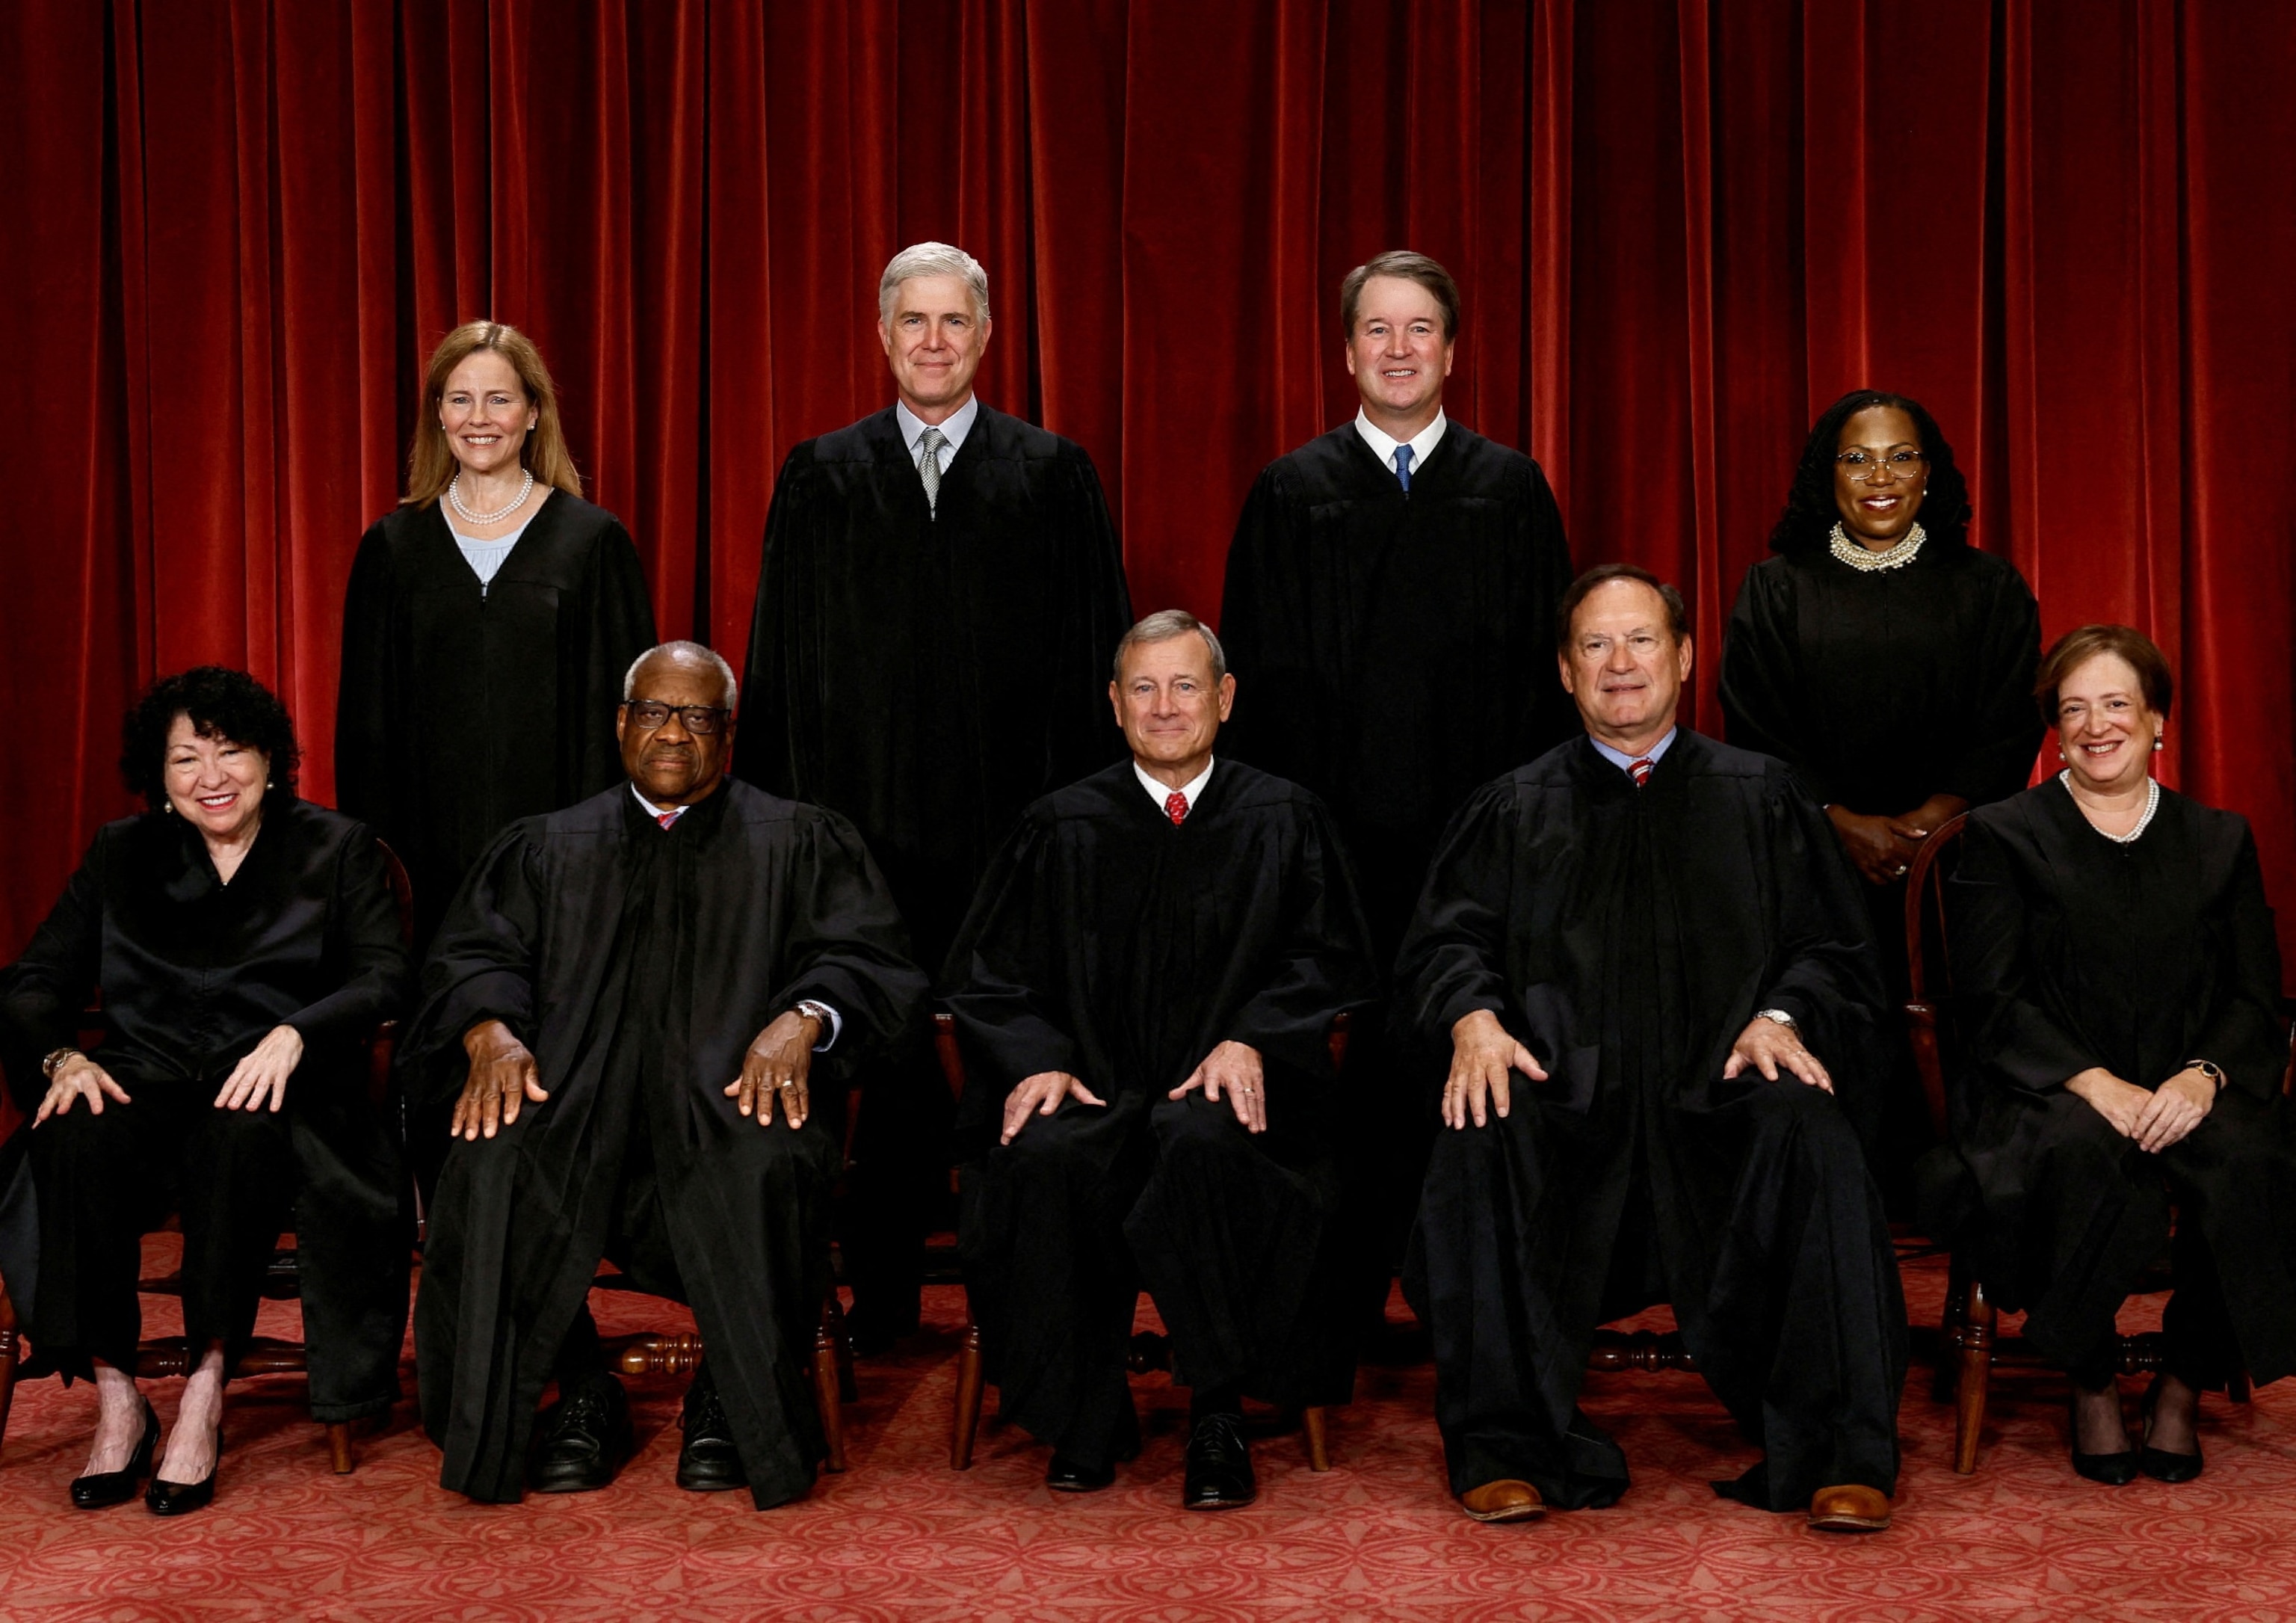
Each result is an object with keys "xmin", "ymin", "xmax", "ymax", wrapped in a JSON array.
[{"xmin": 176, "ymin": 1104, "xmax": 294, "ymax": 1367}]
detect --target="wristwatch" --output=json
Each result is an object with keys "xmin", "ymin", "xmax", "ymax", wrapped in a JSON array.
[
  {"xmin": 2187, "ymin": 1059, "xmax": 2227, "ymax": 1094},
  {"xmin": 794, "ymin": 1000, "xmax": 834, "ymax": 1028},
  {"xmin": 1755, "ymin": 1008, "xmax": 1797, "ymax": 1032},
  {"xmin": 41, "ymin": 1047, "xmax": 84, "ymax": 1080}
]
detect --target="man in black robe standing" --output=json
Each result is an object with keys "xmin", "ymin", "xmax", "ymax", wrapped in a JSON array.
[
  {"xmin": 945, "ymin": 611, "xmax": 1377, "ymax": 1509},
  {"xmin": 407, "ymin": 641, "xmax": 925, "ymax": 1509},
  {"xmin": 1218, "ymin": 250, "xmax": 1575, "ymax": 1321},
  {"xmin": 1398, "ymin": 564, "xmax": 1905, "ymax": 1532},
  {"xmin": 741, "ymin": 241, "xmax": 1132, "ymax": 1346}
]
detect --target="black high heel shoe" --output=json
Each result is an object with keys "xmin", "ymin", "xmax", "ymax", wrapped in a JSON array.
[
  {"xmin": 2139, "ymin": 1376, "xmax": 2204, "ymax": 1483},
  {"xmin": 2068, "ymin": 1382, "xmax": 2137, "ymax": 1486},
  {"xmin": 70, "ymin": 1399, "xmax": 160, "ymax": 1509},
  {"xmin": 146, "ymin": 1422, "xmax": 222, "ymax": 1516}
]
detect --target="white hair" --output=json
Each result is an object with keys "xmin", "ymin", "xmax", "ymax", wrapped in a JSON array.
[
  {"xmin": 624, "ymin": 641, "xmax": 738, "ymax": 709},
  {"xmin": 1114, "ymin": 609, "xmax": 1227, "ymax": 683},
  {"xmin": 877, "ymin": 241, "xmax": 991, "ymax": 325}
]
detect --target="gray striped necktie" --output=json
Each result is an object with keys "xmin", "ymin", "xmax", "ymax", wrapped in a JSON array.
[{"xmin": 918, "ymin": 425, "xmax": 947, "ymax": 511}]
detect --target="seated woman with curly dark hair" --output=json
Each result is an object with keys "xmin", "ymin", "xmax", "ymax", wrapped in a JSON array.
[{"xmin": 0, "ymin": 668, "xmax": 412, "ymax": 1515}]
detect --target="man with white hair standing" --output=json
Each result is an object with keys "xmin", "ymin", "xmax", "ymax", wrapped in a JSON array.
[{"xmin": 740, "ymin": 243, "xmax": 1133, "ymax": 1349}]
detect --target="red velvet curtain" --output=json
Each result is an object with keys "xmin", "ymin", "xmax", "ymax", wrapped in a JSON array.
[{"xmin": 7, "ymin": 0, "xmax": 2295, "ymax": 977}]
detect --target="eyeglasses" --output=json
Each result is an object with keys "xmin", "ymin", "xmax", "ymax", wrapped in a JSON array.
[
  {"xmin": 1834, "ymin": 449, "xmax": 1926, "ymax": 477},
  {"xmin": 622, "ymin": 700, "xmax": 731, "ymax": 735}
]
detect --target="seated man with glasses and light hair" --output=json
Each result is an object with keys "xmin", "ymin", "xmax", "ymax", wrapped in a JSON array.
[{"xmin": 404, "ymin": 640, "xmax": 927, "ymax": 1509}]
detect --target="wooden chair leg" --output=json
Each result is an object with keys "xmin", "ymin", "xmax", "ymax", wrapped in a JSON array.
[
  {"xmin": 1952, "ymin": 1276, "xmax": 1996, "ymax": 1475},
  {"xmin": 950, "ymin": 1320, "xmax": 986, "ymax": 1470},
  {"xmin": 827, "ymin": 1296, "xmax": 857, "ymax": 1404},
  {"xmin": 1932, "ymin": 1251, "xmax": 1969, "ymax": 1403},
  {"xmin": 0, "ymin": 1285, "xmax": 19, "ymax": 1459},
  {"xmin": 812, "ymin": 1311, "xmax": 847, "ymax": 1473},
  {"xmin": 326, "ymin": 1420, "xmax": 355, "ymax": 1474},
  {"xmin": 1302, "ymin": 1405, "xmax": 1330, "ymax": 1472}
]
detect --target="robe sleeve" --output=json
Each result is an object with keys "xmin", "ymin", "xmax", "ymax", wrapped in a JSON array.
[
  {"xmin": 768, "ymin": 808, "xmax": 929, "ymax": 1064},
  {"xmin": 1045, "ymin": 446, "xmax": 1133, "ymax": 789},
  {"xmin": 335, "ymin": 521, "xmax": 398, "ymax": 833},
  {"xmin": 1750, "ymin": 769, "xmax": 1889, "ymax": 1059},
  {"xmin": 1718, "ymin": 563, "xmax": 1831, "ymax": 803},
  {"xmin": 0, "ymin": 833, "xmax": 105, "ymax": 1109},
  {"xmin": 1518, "ymin": 461, "xmax": 1578, "ymax": 760},
  {"xmin": 398, "ymin": 823, "xmax": 547, "ymax": 1111},
  {"xmin": 738, "ymin": 449, "xmax": 814, "ymax": 801},
  {"xmin": 1219, "ymin": 801, "xmax": 1379, "ymax": 1082},
  {"xmin": 941, "ymin": 813, "xmax": 1084, "ymax": 1093},
  {"xmin": 278, "ymin": 828, "xmax": 413, "ymax": 1059},
  {"xmin": 1946, "ymin": 815, "xmax": 2105, "ymax": 1094},
  {"xmin": 1392, "ymin": 784, "xmax": 1522, "ymax": 1045},
  {"xmin": 1215, "ymin": 464, "xmax": 1294, "ymax": 773},
  {"xmin": 1937, "ymin": 563, "xmax": 2043, "ymax": 805},
  {"xmin": 574, "ymin": 517, "xmax": 659, "ymax": 798},
  {"xmin": 2193, "ymin": 823, "xmax": 2288, "ymax": 1103}
]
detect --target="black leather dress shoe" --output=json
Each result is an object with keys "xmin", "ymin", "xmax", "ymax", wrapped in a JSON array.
[
  {"xmin": 145, "ymin": 1424, "xmax": 221, "ymax": 1517},
  {"xmin": 676, "ymin": 1364, "xmax": 747, "ymax": 1492},
  {"xmin": 2069, "ymin": 1386, "xmax": 2136, "ymax": 1486},
  {"xmin": 71, "ymin": 1400, "xmax": 159, "ymax": 1510},
  {"xmin": 1182, "ymin": 1413, "xmax": 1256, "ymax": 1511},
  {"xmin": 531, "ymin": 1374, "xmax": 633, "ymax": 1494},
  {"xmin": 1046, "ymin": 1453, "xmax": 1117, "ymax": 1492}
]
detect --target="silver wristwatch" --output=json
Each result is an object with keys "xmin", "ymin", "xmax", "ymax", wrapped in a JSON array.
[{"xmin": 1755, "ymin": 1008, "xmax": 1797, "ymax": 1032}]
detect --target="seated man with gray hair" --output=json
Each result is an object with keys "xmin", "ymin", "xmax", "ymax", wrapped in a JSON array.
[
  {"xmin": 944, "ymin": 611, "xmax": 1378, "ymax": 1509},
  {"xmin": 406, "ymin": 641, "xmax": 926, "ymax": 1509}
]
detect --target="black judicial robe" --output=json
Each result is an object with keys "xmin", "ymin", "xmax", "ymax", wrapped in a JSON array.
[
  {"xmin": 336, "ymin": 492, "xmax": 656, "ymax": 946},
  {"xmin": 741, "ymin": 404, "xmax": 1132, "ymax": 968},
  {"xmin": 1720, "ymin": 541, "xmax": 2042, "ymax": 822},
  {"xmin": 944, "ymin": 760, "xmax": 1379, "ymax": 1451},
  {"xmin": 1931, "ymin": 780, "xmax": 2296, "ymax": 1383},
  {"xmin": 1396, "ymin": 732, "xmax": 1905, "ymax": 1508},
  {"xmin": 0, "ymin": 801, "xmax": 413, "ymax": 1419},
  {"xmin": 1219, "ymin": 423, "xmax": 1576, "ymax": 953},
  {"xmin": 403, "ymin": 780, "xmax": 926, "ymax": 1509}
]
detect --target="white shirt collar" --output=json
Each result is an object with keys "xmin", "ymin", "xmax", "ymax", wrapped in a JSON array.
[
  {"xmin": 1353, "ymin": 407, "xmax": 1448, "ymax": 478},
  {"xmin": 1135, "ymin": 757, "xmax": 1215, "ymax": 816},
  {"xmin": 631, "ymin": 783, "xmax": 686, "ymax": 823},
  {"xmin": 895, "ymin": 395, "xmax": 980, "ymax": 461},
  {"xmin": 1588, "ymin": 726, "xmax": 1679, "ymax": 778}
]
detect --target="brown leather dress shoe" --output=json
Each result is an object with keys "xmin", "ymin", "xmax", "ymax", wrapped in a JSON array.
[
  {"xmin": 1806, "ymin": 1482, "xmax": 1891, "ymax": 1532},
  {"xmin": 1460, "ymin": 1479, "xmax": 1546, "ymax": 1524}
]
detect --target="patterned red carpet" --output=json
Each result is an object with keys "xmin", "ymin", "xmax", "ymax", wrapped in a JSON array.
[{"xmin": 4, "ymin": 1243, "xmax": 2296, "ymax": 1622}]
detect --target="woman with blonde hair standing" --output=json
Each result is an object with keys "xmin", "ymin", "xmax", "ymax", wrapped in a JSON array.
[{"xmin": 337, "ymin": 321, "xmax": 655, "ymax": 951}]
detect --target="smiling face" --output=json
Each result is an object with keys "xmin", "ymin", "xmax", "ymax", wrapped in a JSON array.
[
  {"xmin": 616, "ymin": 650, "xmax": 733, "ymax": 806},
  {"xmin": 163, "ymin": 713, "xmax": 269, "ymax": 845},
  {"xmin": 1558, "ymin": 579, "xmax": 1693, "ymax": 756},
  {"xmin": 877, "ymin": 274, "xmax": 990, "ymax": 422},
  {"xmin": 1831, "ymin": 404, "xmax": 1930, "ymax": 549},
  {"xmin": 438, "ymin": 349, "xmax": 538, "ymax": 481},
  {"xmin": 1108, "ymin": 633, "xmax": 1235, "ymax": 786},
  {"xmin": 1344, "ymin": 274, "xmax": 1455, "ymax": 437},
  {"xmin": 2054, "ymin": 651, "xmax": 2162, "ymax": 795}
]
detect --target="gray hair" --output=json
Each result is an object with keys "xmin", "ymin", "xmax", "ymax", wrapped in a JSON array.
[
  {"xmin": 624, "ymin": 641, "xmax": 738, "ymax": 709},
  {"xmin": 1113, "ymin": 609, "xmax": 1226, "ymax": 683},
  {"xmin": 877, "ymin": 241, "xmax": 991, "ymax": 325}
]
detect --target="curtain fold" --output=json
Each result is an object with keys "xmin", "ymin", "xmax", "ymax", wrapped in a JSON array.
[{"xmin": 5, "ymin": 0, "xmax": 2294, "ymax": 982}]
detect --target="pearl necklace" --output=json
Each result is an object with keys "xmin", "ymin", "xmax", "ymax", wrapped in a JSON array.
[
  {"xmin": 1828, "ymin": 520, "xmax": 1925, "ymax": 573},
  {"xmin": 448, "ymin": 469, "xmax": 534, "ymax": 526},
  {"xmin": 2060, "ymin": 770, "xmax": 2160, "ymax": 843}
]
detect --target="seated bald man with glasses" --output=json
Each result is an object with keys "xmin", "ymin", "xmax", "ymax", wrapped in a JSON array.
[{"xmin": 404, "ymin": 641, "xmax": 925, "ymax": 1510}]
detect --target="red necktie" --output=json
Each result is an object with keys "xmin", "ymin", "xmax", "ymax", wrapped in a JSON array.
[
  {"xmin": 1629, "ymin": 758, "xmax": 1653, "ymax": 788},
  {"xmin": 1164, "ymin": 790, "xmax": 1188, "ymax": 825},
  {"xmin": 655, "ymin": 808, "xmax": 683, "ymax": 829}
]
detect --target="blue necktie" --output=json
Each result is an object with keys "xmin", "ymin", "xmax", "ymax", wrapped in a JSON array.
[{"xmin": 1393, "ymin": 444, "xmax": 1414, "ymax": 493}]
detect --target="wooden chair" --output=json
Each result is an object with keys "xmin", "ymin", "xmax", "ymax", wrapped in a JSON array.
[
  {"xmin": 934, "ymin": 1010, "xmax": 1339, "ymax": 1473},
  {"xmin": 1903, "ymin": 812, "xmax": 2288, "ymax": 1474},
  {"xmin": 0, "ymin": 838, "xmax": 416, "ymax": 1475}
]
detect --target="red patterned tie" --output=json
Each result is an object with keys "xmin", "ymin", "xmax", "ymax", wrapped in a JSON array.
[
  {"xmin": 656, "ymin": 808, "xmax": 683, "ymax": 829},
  {"xmin": 1164, "ymin": 790, "xmax": 1188, "ymax": 825},
  {"xmin": 1629, "ymin": 757, "xmax": 1653, "ymax": 788}
]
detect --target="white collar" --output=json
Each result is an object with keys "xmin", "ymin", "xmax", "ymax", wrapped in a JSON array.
[
  {"xmin": 1588, "ymin": 726, "xmax": 1678, "ymax": 778},
  {"xmin": 1353, "ymin": 407, "xmax": 1448, "ymax": 475},
  {"xmin": 1135, "ymin": 757, "xmax": 1215, "ymax": 815},
  {"xmin": 895, "ymin": 395, "xmax": 981, "ymax": 457},
  {"xmin": 631, "ymin": 783, "xmax": 687, "ymax": 822}
]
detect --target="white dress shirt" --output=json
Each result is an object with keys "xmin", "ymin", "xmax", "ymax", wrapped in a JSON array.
[
  {"xmin": 896, "ymin": 395, "xmax": 981, "ymax": 481},
  {"xmin": 628, "ymin": 783, "xmax": 840, "ymax": 1049},
  {"xmin": 1589, "ymin": 726, "xmax": 1678, "ymax": 781},
  {"xmin": 1135, "ymin": 757, "xmax": 1215, "ymax": 820},
  {"xmin": 1353, "ymin": 407, "xmax": 1448, "ymax": 483}
]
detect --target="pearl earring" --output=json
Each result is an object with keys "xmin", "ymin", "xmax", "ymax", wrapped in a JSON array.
[{"xmin": 2152, "ymin": 738, "xmax": 2164, "ymax": 752}]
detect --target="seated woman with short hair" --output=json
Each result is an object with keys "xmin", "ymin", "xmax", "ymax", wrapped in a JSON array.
[
  {"xmin": 0, "ymin": 668, "xmax": 412, "ymax": 1515},
  {"xmin": 1939, "ymin": 624, "xmax": 2296, "ymax": 1484}
]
